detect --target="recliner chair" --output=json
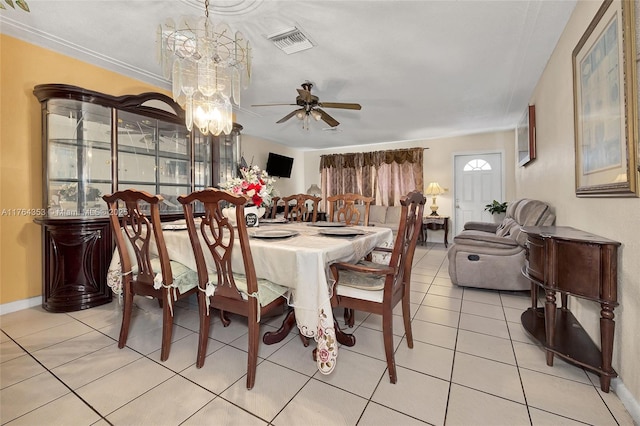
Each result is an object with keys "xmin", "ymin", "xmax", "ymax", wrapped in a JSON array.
[{"xmin": 447, "ymin": 198, "xmax": 555, "ymax": 291}]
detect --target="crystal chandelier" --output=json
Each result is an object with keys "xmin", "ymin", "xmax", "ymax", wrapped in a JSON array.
[{"xmin": 157, "ymin": 0, "xmax": 251, "ymax": 136}]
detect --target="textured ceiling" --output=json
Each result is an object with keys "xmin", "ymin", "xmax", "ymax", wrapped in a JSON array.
[{"xmin": 2, "ymin": 0, "xmax": 576, "ymax": 149}]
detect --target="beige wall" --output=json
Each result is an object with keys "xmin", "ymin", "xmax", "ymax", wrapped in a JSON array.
[
  {"xmin": 302, "ymin": 130, "xmax": 517, "ymax": 237},
  {"xmin": 521, "ymin": 1, "xmax": 640, "ymax": 408},
  {"xmin": 240, "ymin": 135, "xmax": 306, "ymax": 198},
  {"xmin": 0, "ymin": 35, "xmax": 169, "ymax": 304}
]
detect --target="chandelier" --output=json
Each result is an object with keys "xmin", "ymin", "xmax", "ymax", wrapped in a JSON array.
[{"xmin": 157, "ymin": 0, "xmax": 251, "ymax": 136}]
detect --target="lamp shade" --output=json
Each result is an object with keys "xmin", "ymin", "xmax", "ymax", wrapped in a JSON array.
[
  {"xmin": 425, "ymin": 182, "xmax": 444, "ymax": 195},
  {"xmin": 306, "ymin": 184, "xmax": 321, "ymax": 195}
]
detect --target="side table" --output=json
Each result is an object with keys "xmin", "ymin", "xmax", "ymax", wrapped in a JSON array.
[
  {"xmin": 421, "ymin": 216, "xmax": 449, "ymax": 247},
  {"xmin": 520, "ymin": 226, "xmax": 620, "ymax": 392}
]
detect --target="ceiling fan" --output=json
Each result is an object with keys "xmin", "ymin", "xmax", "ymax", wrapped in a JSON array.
[{"xmin": 251, "ymin": 82, "xmax": 361, "ymax": 128}]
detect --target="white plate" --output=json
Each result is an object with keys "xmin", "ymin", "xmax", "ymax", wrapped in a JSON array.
[
  {"xmin": 260, "ymin": 218, "xmax": 287, "ymax": 224},
  {"xmin": 251, "ymin": 230, "xmax": 298, "ymax": 239},
  {"xmin": 309, "ymin": 221, "xmax": 346, "ymax": 227},
  {"xmin": 318, "ymin": 228, "xmax": 365, "ymax": 237},
  {"xmin": 162, "ymin": 224, "xmax": 188, "ymax": 231}
]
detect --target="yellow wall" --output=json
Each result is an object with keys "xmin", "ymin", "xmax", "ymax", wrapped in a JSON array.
[{"xmin": 0, "ymin": 35, "xmax": 168, "ymax": 304}]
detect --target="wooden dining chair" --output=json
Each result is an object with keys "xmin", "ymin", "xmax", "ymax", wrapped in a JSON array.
[
  {"xmin": 103, "ymin": 189, "xmax": 198, "ymax": 361},
  {"xmin": 282, "ymin": 193, "xmax": 322, "ymax": 222},
  {"xmin": 265, "ymin": 196, "xmax": 280, "ymax": 219},
  {"xmin": 177, "ymin": 188, "xmax": 289, "ymax": 389},
  {"xmin": 327, "ymin": 193, "xmax": 375, "ymax": 226},
  {"xmin": 330, "ymin": 190, "xmax": 425, "ymax": 383}
]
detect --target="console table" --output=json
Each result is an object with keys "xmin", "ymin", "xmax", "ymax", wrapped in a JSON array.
[
  {"xmin": 421, "ymin": 216, "xmax": 449, "ymax": 247},
  {"xmin": 520, "ymin": 226, "xmax": 620, "ymax": 392}
]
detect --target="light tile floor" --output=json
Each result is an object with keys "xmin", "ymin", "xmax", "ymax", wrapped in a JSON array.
[{"xmin": 1, "ymin": 244, "xmax": 635, "ymax": 425}]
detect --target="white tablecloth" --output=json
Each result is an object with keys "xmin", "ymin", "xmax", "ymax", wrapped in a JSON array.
[{"xmin": 107, "ymin": 220, "xmax": 393, "ymax": 374}]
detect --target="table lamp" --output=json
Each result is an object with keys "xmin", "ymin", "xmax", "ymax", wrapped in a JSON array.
[
  {"xmin": 425, "ymin": 182, "xmax": 444, "ymax": 216},
  {"xmin": 306, "ymin": 184, "xmax": 321, "ymax": 196}
]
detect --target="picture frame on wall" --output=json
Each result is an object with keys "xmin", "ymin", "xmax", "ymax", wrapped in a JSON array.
[
  {"xmin": 517, "ymin": 105, "xmax": 536, "ymax": 167},
  {"xmin": 572, "ymin": 0, "xmax": 638, "ymax": 197}
]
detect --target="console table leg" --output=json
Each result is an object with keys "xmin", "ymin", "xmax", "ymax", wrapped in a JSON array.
[
  {"xmin": 544, "ymin": 290, "xmax": 557, "ymax": 366},
  {"xmin": 600, "ymin": 303, "xmax": 616, "ymax": 392}
]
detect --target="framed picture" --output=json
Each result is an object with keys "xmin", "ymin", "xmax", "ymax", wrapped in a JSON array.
[
  {"xmin": 517, "ymin": 105, "xmax": 536, "ymax": 167},
  {"xmin": 572, "ymin": 0, "xmax": 638, "ymax": 197}
]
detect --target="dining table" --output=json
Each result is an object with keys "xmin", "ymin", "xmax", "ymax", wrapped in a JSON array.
[{"xmin": 106, "ymin": 217, "xmax": 394, "ymax": 374}]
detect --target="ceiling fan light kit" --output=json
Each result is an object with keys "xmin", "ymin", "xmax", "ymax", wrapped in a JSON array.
[
  {"xmin": 157, "ymin": 0, "xmax": 251, "ymax": 136},
  {"xmin": 252, "ymin": 82, "xmax": 361, "ymax": 130}
]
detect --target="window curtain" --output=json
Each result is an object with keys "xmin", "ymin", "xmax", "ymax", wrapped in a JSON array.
[{"xmin": 319, "ymin": 147, "xmax": 423, "ymax": 207}]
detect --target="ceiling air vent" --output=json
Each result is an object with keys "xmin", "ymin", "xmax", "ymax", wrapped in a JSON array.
[{"xmin": 267, "ymin": 26, "xmax": 315, "ymax": 54}]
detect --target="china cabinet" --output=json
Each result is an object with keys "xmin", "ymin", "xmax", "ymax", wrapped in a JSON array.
[{"xmin": 33, "ymin": 84, "xmax": 241, "ymax": 312}]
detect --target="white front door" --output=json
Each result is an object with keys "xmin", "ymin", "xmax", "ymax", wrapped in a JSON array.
[{"xmin": 453, "ymin": 152, "xmax": 503, "ymax": 236}]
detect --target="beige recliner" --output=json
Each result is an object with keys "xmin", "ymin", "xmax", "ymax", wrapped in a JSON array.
[{"xmin": 447, "ymin": 199, "xmax": 555, "ymax": 291}]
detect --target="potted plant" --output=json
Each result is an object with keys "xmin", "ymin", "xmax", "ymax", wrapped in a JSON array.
[{"xmin": 485, "ymin": 200, "xmax": 507, "ymax": 222}]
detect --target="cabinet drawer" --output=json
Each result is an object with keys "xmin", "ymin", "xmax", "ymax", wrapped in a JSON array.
[{"xmin": 526, "ymin": 234, "xmax": 545, "ymax": 281}]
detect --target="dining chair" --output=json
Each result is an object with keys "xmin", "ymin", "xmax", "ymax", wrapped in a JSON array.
[
  {"xmin": 330, "ymin": 190, "xmax": 425, "ymax": 383},
  {"xmin": 327, "ymin": 193, "xmax": 374, "ymax": 226},
  {"xmin": 265, "ymin": 196, "xmax": 281, "ymax": 219},
  {"xmin": 282, "ymin": 193, "xmax": 322, "ymax": 222},
  {"xmin": 177, "ymin": 188, "xmax": 289, "ymax": 389},
  {"xmin": 103, "ymin": 189, "xmax": 198, "ymax": 361}
]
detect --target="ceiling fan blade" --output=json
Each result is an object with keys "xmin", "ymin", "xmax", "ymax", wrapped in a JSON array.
[
  {"xmin": 251, "ymin": 103, "xmax": 298, "ymax": 107},
  {"xmin": 318, "ymin": 102, "xmax": 362, "ymax": 110},
  {"xmin": 316, "ymin": 108, "xmax": 340, "ymax": 127},
  {"xmin": 276, "ymin": 109, "xmax": 304, "ymax": 124},
  {"xmin": 296, "ymin": 88, "xmax": 313, "ymax": 103}
]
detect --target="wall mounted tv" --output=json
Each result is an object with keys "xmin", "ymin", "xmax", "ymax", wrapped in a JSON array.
[{"xmin": 266, "ymin": 152, "xmax": 294, "ymax": 178}]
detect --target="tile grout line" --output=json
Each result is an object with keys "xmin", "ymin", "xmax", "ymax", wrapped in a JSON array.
[{"xmin": 1, "ymin": 331, "xmax": 114, "ymax": 426}]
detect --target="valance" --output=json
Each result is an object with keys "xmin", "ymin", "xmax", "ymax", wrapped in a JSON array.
[{"xmin": 319, "ymin": 147, "xmax": 423, "ymax": 170}]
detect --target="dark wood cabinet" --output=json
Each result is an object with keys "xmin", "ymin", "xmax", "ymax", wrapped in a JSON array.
[
  {"xmin": 33, "ymin": 84, "xmax": 242, "ymax": 312},
  {"xmin": 35, "ymin": 217, "xmax": 112, "ymax": 312},
  {"xmin": 520, "ymin": 226, "xmax": 620, "ymax": 392}
]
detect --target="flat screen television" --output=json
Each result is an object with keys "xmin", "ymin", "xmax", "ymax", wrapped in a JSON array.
[{"xmin": 266, "ymin": 152, "xmax": 294, "ymax": 178}]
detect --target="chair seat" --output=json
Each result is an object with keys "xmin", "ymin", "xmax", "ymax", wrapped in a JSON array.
[
  {"xmin": 132, "ymin": 257, "xmax": 198, "ymax": 295},
  {"xmin": 337, "ymin": 284, "xmax": 384, "ymax": 303},
  {"xmin": 207, "ymin": 273, "xmax": 289, "ymax": 307},
  {"xmin": 335, "ymin": 260, "xmax": 387, "ymax": 303}
]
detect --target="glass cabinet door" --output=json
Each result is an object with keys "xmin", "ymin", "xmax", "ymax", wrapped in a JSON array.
[
  {"xmin": 194, "ymin": 132, "xmax": 212, "ymax": 191},
  {"xmin": 116, "ymin": 110, "xmax": 192, "ymax": 213},
  {"xmin": 46, "ymin": 99, "xmax": 112, "ymax": 217},
  {"xmin": 212, "ymin": 126, "xmax": 241, "ymax": 187},
  {"xmin": 40, "ymin": 86, "xmax": 236, "ymax": 219}
]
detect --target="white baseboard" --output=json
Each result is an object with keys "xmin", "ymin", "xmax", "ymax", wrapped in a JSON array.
[
  {"xmin": 0, "ymin": 296, "xmax": 42, "ymax": 316},
  {"xmin": 613, "ymin": 378, "xmax": 640, "ymax": 424}
]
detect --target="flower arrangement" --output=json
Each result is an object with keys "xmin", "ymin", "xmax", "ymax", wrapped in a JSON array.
[{"xmin": 219, "ymin": 165, "xmax": 276, "ymax": 207}]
